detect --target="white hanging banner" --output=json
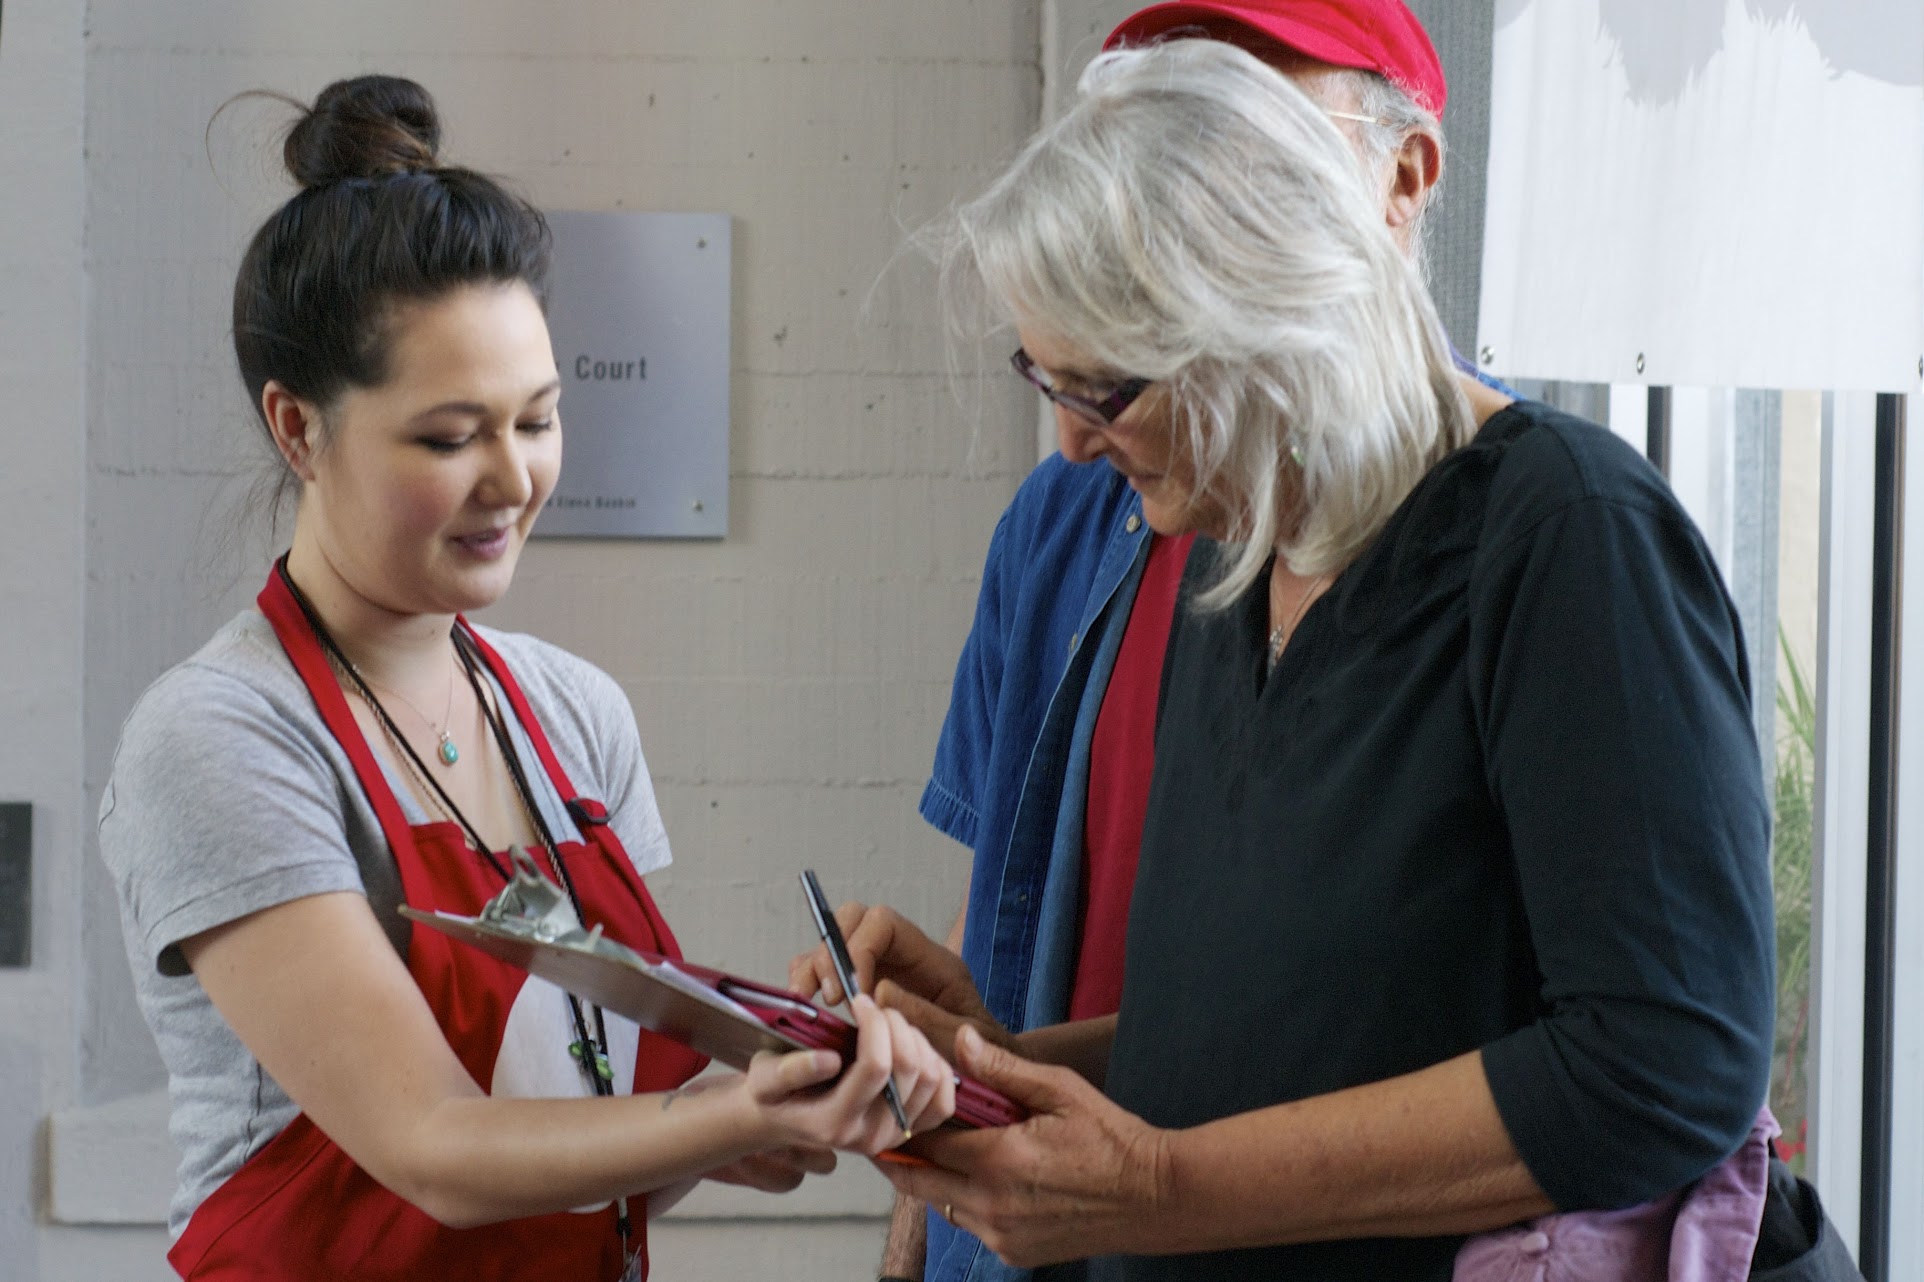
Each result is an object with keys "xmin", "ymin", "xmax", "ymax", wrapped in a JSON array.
[{"xmin": 1477, "ymin": 0, "xmax": 1924, "ymax": 392}]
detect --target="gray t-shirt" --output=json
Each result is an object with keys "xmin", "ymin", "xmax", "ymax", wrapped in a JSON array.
[{"xmin": 97, "ymin": 609, "xmax": 673, "ymax": 1236}]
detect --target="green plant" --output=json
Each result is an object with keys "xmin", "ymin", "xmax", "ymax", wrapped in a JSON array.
[{"xmin": 1769, "ymin": 625, "xmax": 1815, "ymax": 1169}]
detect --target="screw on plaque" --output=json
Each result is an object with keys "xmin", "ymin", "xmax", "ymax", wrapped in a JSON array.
[{"xmin": 1636, "ymin": 353, "xmax": 1646, "ymax": 375}]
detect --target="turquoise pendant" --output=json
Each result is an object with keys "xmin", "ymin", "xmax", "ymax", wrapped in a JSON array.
[{"xmin": 437, "ymin": 733, "xmax": 459, "ymax": 766}]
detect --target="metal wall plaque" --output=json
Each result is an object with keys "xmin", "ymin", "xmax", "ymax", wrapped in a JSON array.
[{"xmin": 535, "ymin": 211, "xmax": 731, "ymax": 539}]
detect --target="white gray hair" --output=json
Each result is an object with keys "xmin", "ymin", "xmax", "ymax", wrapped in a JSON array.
[{"xmin": 936, "ymin": 39, "xmax": 1473, "ymax": 608}]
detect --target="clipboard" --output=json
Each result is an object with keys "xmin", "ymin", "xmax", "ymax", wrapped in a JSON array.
[{"xmin": 400, "ymin": 851, "xmax": 1025, "ymax": 1130}]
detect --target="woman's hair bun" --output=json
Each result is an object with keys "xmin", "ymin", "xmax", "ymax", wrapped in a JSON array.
[{"xmin": 284, "ymin": 75, "xmax": 442, "ymax": 189}]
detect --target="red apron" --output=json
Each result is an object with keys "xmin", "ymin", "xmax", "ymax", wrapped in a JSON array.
[{"xmin": 167, "ymin": 570, "xmax": 706, "ymax": 1281}]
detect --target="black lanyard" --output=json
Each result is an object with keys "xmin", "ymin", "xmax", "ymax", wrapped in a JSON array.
[{"xmin": 275, "ymin": 557, "xmax": 633, "ymax": 1259}]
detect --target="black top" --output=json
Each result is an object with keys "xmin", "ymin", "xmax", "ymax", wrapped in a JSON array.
[{"xmin": 1098, "ymin": 403, "xmax": 1775, "ymax": 1282}]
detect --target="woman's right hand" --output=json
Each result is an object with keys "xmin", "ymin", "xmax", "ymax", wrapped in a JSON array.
[
  {"xmin": 702, "ymin": 1145, "xmax": 838, "ymax": 1194},
  {"xmin": 787, "ymin": 903, "xmax": 1016, "ymax": 1056},
  {"xmin": 742, "ymin": 995, "xmax": 956, "ymax": 1155}
]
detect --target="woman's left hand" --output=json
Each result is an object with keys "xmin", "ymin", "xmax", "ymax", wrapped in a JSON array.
[{"xmin": 880, "ymin": 1025, "xmax": 1175, "ymax": 1268}]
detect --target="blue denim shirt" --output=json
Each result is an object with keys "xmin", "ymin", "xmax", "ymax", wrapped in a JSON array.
[{"xmin": 919, "ymin": 453, "xmax": 1148, "ymax": 1282}]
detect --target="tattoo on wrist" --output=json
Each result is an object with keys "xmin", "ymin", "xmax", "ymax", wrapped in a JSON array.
[{"xmin": 660, "ymin": 1087, "xmax": 683, "ymax": 1112}]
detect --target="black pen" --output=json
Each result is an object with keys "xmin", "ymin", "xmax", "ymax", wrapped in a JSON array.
[{"xmin": 801, "ymin": 869, "xmax": 914, "ymax": 1139}]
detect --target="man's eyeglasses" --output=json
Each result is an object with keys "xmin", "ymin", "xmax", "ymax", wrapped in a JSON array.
[{"xmin": 1010, "ymin": 348, "xmax": 1153, "ymax": 426}]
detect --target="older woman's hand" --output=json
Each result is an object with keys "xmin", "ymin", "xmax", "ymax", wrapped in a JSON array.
[
  {"xmin": 787, "ymin": 902, "xmax": 1015, "ymax": 1055},
  {"xmin": 879, "ymin": 1025, "xmax": 1174, "ymax": 1268}
]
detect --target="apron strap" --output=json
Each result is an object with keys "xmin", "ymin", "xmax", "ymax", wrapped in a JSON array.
[
  {"xmin": 257, "ymin": 564, "xmax": 420, "ymax": 863},
  {"xmin": 457, "ymin": 626, "xmax": 679, "ymax": 954},
  {"xmin": 457, "ymin": 624, "xmax": 603, "ymax": 830}
]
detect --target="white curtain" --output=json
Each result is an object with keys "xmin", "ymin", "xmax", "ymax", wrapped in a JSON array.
[{"xmin": 1477, "ymin": 0, "xmax": 1924, "ymax": 392}]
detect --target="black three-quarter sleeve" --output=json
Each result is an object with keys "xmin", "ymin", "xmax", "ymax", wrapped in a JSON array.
[{"xmin": 1469, "ymin": 440, "xmax": 1775, "ymax": 1210}]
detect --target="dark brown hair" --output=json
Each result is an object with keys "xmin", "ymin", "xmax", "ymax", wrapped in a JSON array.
[{"xmin": 231, "ymin": 75, "xmax": 551, "ymax": 444}]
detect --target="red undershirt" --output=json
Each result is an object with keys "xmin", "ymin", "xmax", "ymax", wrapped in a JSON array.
[{"xmin": 1066, "ymin": 530, "xmax": 1195, "ymax": 1022}]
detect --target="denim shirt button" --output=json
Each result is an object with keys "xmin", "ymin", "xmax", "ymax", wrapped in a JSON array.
[
  {"xmin": 1069, "ymin": 632, "xmax": 1079, "ymax": 654},
  {"xmin": 1125, "ymin": 514, "xmax": 1141, "ymax": 534}
]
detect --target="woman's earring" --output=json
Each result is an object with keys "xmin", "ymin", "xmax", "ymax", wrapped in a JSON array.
[{"xmin": 1289, "ymin": 444, "xmax": 1305, "ymax": 468}]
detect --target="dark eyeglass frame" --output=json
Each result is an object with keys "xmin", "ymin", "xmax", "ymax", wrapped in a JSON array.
[{"xmin": 1010, "ymin": 348, "xmax": 1153, "ymax": 425}]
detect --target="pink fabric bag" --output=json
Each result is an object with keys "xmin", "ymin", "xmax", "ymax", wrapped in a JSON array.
[{"xmin": 1454, "ymin": 1109, "xmax": 1779, "ymax": 1282}]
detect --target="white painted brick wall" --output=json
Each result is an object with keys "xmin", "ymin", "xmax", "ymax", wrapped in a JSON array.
[
  {"xmin": 0, "ymin": 0, "xmax": 91, "ymax": 1275},
  {"xmin": 1047, "ymin": 0, "xmax": 1141, "ymax": 116},
  {"xmin": 1, "ymin": 0, "xmax": 1049, "ymax": 1275}
]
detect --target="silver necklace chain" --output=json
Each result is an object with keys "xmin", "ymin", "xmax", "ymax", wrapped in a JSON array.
[
  {"xmin": 1268, "ymin": 569, "xmax": 1329, "ymax": 661},
  {"xmin": 344, "ymin": 646, "xmax": 461, "ymax": 767}
]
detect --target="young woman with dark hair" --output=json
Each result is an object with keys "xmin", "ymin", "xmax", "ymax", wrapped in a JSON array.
[{"xmin": 100, "ymin": 75, "xmax": 953, "ymax": 1282}]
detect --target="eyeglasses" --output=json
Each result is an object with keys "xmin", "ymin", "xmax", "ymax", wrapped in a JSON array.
[
  {"xmin": 1323, "ymin": 108, "xmax": 1387, "ymax": 126},
  {"xmin": 1010, "ymin": 348, "xmax": 1153, "ymax": 425}
]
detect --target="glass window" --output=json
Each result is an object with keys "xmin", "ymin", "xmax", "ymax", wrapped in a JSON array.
[{"xmin": 1769, "ymin": 393, "xmax": 1822, "ymax": 1172}]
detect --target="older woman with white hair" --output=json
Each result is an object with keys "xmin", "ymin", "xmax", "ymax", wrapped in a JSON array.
[{"xmin": 798, "ymin": 37, "xmax": 1775, "ymax": 1282}]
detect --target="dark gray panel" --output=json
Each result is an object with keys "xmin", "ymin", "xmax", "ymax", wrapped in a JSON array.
[
  {"xmin": 1407, "ymin": 0, "xmax": 1493, "ymax": 362},
  {"xmin": 0, "ymin": 803, "xmax": 29, "ymax": 967},
  {"xmin": 1506, "ymin": 378, "xmax": 1612, "ymax": 424}
]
